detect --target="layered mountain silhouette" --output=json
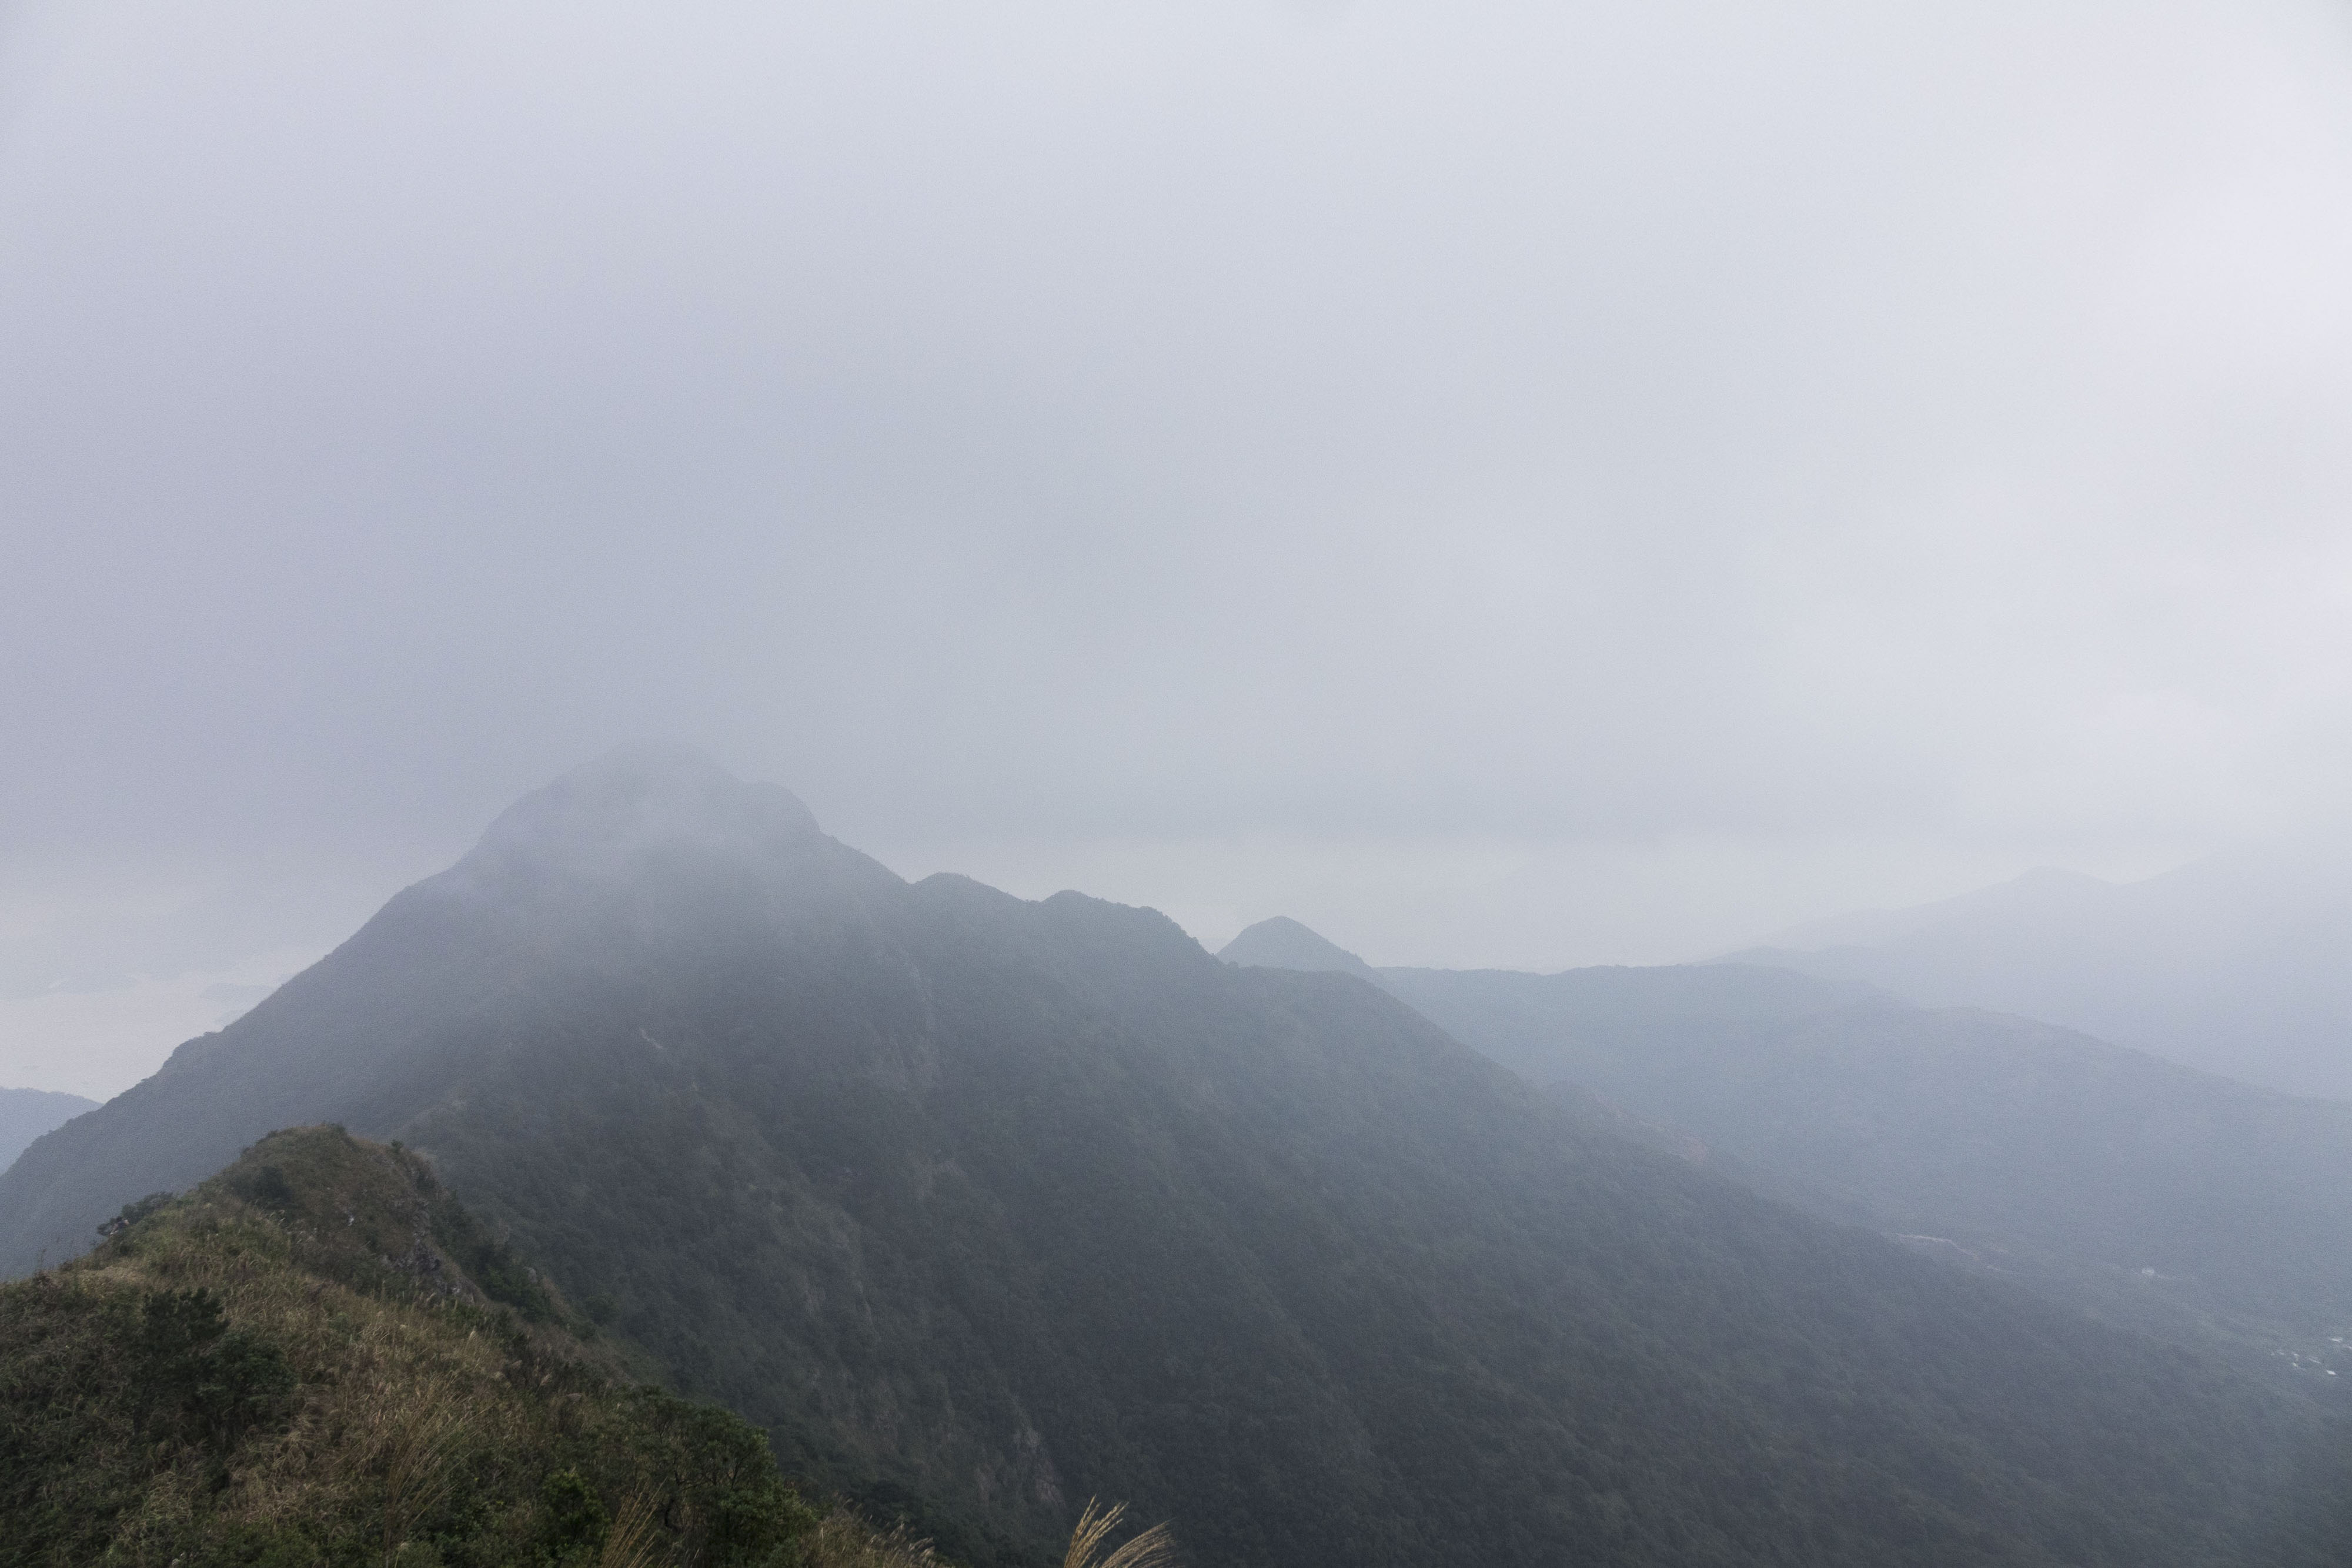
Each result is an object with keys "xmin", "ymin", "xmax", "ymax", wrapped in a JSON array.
[
  {"xmin": 0, "ymin": 1086, "xmax": 95, "ymax": 1174},
  {"xmin": 1224, "ymin": 919, "xmax": 2352, "ymax": 1362},
  {"xmin": 11, "ymin": 752, "xmax": 2352, "ymax": 1566},
  {"xmin": 1717, "ymin": 840, "xmax": 2352, "ymax": 1099}
]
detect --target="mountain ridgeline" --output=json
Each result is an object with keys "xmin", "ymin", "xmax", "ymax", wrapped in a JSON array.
[
  {"xmin": 1718, "ymin": 846, "xmax": 2352, "ymax": 1101},
  {"xmin": 9, "ymin": 751, "xmax": 2352, "ymax": 1565},
  {"xmin": 0, "ymin": 1123, "xmax": 920, "ymax": 1568},
  {"xmin": 0, "ymin": 1088, "xmax": 96, "ymax": 1174},
  {"xmin": 1225, "ymin": 921, "xmax": 2352, "ymax": 1366},
  {"xmin": 1406, "ymin": 965, "xmax": 2352, "ymax": 1365}
]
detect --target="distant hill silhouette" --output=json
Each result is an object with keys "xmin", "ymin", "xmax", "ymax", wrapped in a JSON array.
[
  {"xmin": 1217, "ymin": 915, "xmax": 1378, "ymax": 977},
  {"xmin": 6, "ymin": 753, "xmax": 2351, "ymax": 1566},
  {"xmin": 0, "ymin": 1086, "xmax": 95, "ymax": 1174},
  {"xmin": 1719, "ymin": 840, "xmax": 2352, "ymax": 1099},
  {"xmin": 1226, "ymin": 918, "xmax": 2352, "ymax": 1365}
]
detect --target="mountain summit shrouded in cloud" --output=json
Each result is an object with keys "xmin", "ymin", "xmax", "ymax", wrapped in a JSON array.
[
  {"xmin": 11, "ymin": 8, "xmax": 2352, "ymax": 1562},
  {"xmin": 8, "ymin": 1, "xmax": 2352, "ymax": 1039},
  {"xmin": 12, "ymin": 750, "xmax": 2351, "ymax": 1566}
]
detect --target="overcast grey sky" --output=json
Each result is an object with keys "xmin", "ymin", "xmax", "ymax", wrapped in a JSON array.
[{"xmin": 6, "ymin": 1, "xmax": 2352, "ymax": 1096}]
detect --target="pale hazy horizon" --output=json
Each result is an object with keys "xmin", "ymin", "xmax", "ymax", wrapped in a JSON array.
[{"xmin": 9, "ymin": 0, "xmax": 2352, "ymax": 1095}]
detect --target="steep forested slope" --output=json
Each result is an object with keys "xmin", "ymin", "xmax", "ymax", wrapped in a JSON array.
[{"xmin": 9, "ymin": 752, "xmax": 2352, "ymax": 1567}]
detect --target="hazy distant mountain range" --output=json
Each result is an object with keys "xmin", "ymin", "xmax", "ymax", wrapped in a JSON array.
[
  {"xmin": 1224, "ymin": 917, "xmax": 2352, "ymax": 1363},
  {"xmin": 0, "ymin": 1086, "xmax": 96, "ymax": 1174},
  {"xmin": 9, "ymin": 750, "xmax": 2348, "ymax": 1565},
  {"xmin": 1716, "ymin": 841, "xmax": 2352, "ymax": 1100}
]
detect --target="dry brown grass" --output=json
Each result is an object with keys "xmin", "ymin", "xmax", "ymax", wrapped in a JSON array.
[
  {"xmin": 797, "ymin": 1507, "xmax": 940, "ymax": 1567},
  {"xmin": 371, "ymin": 1386, "xmax": 473, "ymax": 1564},
  {"xmin": 14, "ymin": 1129, "xmax": 1185, "ymax": 1568},
  {"xmin": 65, "ymin": 1196, "xmax": 558, "ymax": 1560}
]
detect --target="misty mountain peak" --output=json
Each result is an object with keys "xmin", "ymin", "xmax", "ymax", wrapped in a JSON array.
[
  {"xmin": 1218, "ymin": 916, "xmax": 1378, "ymax": 977},
  {"xmin": 456, "ymin": 744, "xmax": 825, "ymax": 885}
]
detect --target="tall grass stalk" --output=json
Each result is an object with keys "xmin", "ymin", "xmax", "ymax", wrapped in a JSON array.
[
  {"xmin": 373, "ymin": 1388, "xmax": 470, "ymax": 1565},
  {"xmin": 1063, "ymin": 1499, "xmax": 1178, "ymax": 1568},
  {"xmin": 599, "ymin": 1489, "xmax": 665, "ymax": 1568},
  {"xmin": 801, "ymin": 1509, "xmax": 939, "ymax": 1567}
]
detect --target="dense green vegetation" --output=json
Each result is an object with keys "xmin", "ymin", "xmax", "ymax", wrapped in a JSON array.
[
  {"xmin": 13, "ymin": 752, "xmax": 2352, "ymax": 1566},
  {"xmin": 1374, "ymin": 957, "xmax": 2352, "ymax": 1361},
  {"xmin": 0, "ymin": 1125, "xmax": 941, "ymax": 1568}
]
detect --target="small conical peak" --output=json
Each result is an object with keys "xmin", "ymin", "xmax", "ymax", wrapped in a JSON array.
[
  {"xmin": 1218, "ymin": 916, "xmax": 1378, "ymax": 978},
  {"xmin": 460, "ymin": 744, "xmax": 824, "ymax": 882}
]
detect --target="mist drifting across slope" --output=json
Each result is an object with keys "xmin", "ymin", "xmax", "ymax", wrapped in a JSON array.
[{"xmin": 8, "ymin": 2, "xmax": 2352, "ymax": 1089}]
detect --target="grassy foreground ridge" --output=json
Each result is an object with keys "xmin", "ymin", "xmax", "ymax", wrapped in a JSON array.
[{"xmin": 0, "ymin": 1125, "xmax": 984, "ymax": 1568}]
